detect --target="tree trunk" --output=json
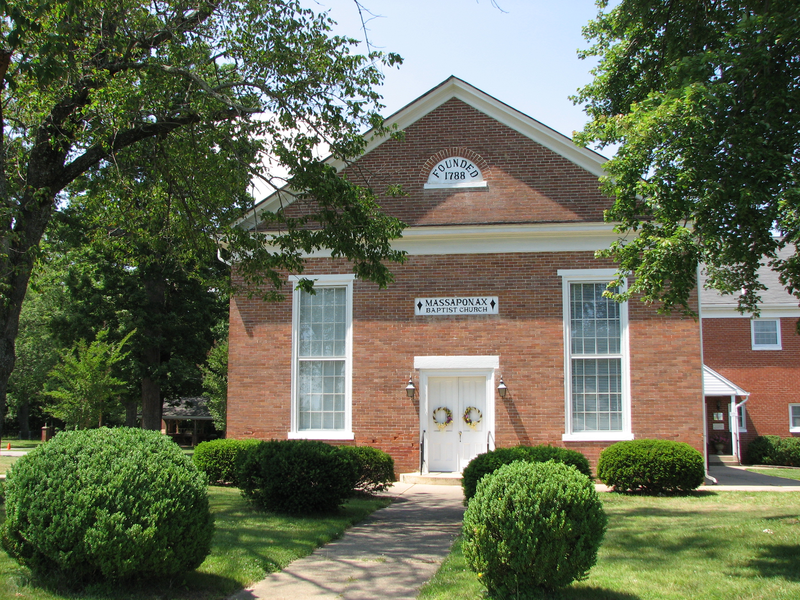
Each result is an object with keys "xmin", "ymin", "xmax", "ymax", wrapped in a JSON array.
[
  {"xmin": 124, "ymin": 400, "xmax": 138, "ymax": 427},
  {"xmin": 17, "ymin": 400, "xmax": 30, "ymax": 439},
  {"xmin": 140, "ymin": 276, "xmax": 167, "ymax": 430}
]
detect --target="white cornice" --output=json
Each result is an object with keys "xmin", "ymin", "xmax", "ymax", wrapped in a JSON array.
[
  {"xmin": 701, "ymin": 305, "xmax": 800, "ymax": 319},
  {"xmin": 249, "ymin": 222, "xmax": 622, "ymax": 258}
]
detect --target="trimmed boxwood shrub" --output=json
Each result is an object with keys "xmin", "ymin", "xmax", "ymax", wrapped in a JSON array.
[
  {"xmin": 193, "ymin": 438, "xmax": 260, "ymax": 485},
  {"xmin": 1, "ymin": 428, "xmax": 213, "ymax": 584},
  {"xmin": 745, "ymin": 435, "xmax": 782, "ymax": 465},
  {"xmin": 597, "ymin": 439, "xmax": 704, "ymax": 494},
  {"xmin": 339, "ymin": 445, "xmax": 395, "ymax": 493},
  {"xmin": 462, "ymin": 445, "xmax": 591, "ymax": 501},
  {"xmin": 463, "ymin": 460, "xmax": 606, "ymax": 597},
  {"xmin": 775, "ymin": 437, "xmax": 800, "ymax": 467},
  {"xmin": 237, "ymin": 440, "xmax": 359, "ymax": 514}
]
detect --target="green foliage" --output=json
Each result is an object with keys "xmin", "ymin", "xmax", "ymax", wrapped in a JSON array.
[
  {"xmin": 775, "ymin": 437, "xmax": 800, "ymax": 467},
  {"xmin": 0, "ymin": 428, "xmax": 213, "ymax": 584},
  {"xmin": 462, "ymin": 460, "xmax": 607, "ymax": 597},
  {"xmin": 236, "ymin": 440, "xmax": 359, "ymax": 514},
  {"xmin": 597, "ymin": 439, "xmax": 704, "ymax": 494},
  {"xmin": 339, "ymin": 445, "xmax": 395, "ymax": 493},
  {"xmin": 201, "ymin": 325, "xmax": 228, "ymax": 431},
  {"xmin": 44, "ymin": 329, "xmax": 134, "ymax": 429},
  {"xmin": 6, "ymin": 284, "xmax": 61, "ymax": 435},
  {"xmin": 574, "ymin": 1, "xmax": 800, "ymax": 314},
  {"xmin": 193, "ymin": 438, "xmax": 259, "ymax": 485},
  {"xmin": 0, "ymin": 0, "xmax": 406, "ymax": 438},
  {"xmin": 462, "ymin": 445, "xmax": 592, "ymax": 501},
  {"xmin": 750, "ymin": 435, "xmax": 800, "ymax": 467},
  {"xmin": 745, "ymin": 435, "xmax": 782, "ymax": 465}
]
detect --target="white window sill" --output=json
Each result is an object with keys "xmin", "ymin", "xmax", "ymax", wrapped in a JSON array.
[
  {"xmin": 752, "ymin": 346, "xmax": 782, "ymax": 351},
  {"xmin": 288, "ymin": 431, "xmax": 355, "ymax": 441},
  {"xmin": 790, "ymin": 428, "xmax": 800, "ymax": 434},
  {"xmin": 562, "ymin": 432, "xmax": 634, "ymax": 442}
]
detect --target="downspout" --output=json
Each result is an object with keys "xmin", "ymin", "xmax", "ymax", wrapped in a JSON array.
[{"xmin": 698, "ymin": 265, "xmax": 717, "ymax": 484}]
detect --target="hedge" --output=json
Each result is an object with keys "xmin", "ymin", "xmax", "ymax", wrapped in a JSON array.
[
  {"xmin": 193, "ymin": 438, "xmax": 260, "ymax": 485},
  {"xmin": 339, "ymin": 445, "xmax": 395, "ymax": 493},
  {"xmin": 745, "ymin": 435, "xmax": 800, "ymax": 467},
  {"xmin": 597, "ymin": 439, "xmax": 704, "ymax": 494},
  {"xmin": 236, "ymin": 440, "xmax": 359, "ymax": 514},
  {"xmin": 462, "ymin": 445, "xmax": 591, "ymax": 501}
]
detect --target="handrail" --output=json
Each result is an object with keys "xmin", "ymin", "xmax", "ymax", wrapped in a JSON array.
[
  {"xmin": 419, "ymin": 429, "xmax": 426, "ymax": 474},
  {"xmin": 487, "ymin": 429, "xmax": 495, "ymax": 452}
]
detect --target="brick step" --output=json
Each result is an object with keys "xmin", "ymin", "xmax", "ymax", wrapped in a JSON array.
[{"xmin": 399, "ymin": 472, "xmax": 463, "ymax": 486}]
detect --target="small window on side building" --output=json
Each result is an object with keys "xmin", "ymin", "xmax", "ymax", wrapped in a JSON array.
[{"xmin": 751, "ymin": 319, "xmax": 781, "ymax": 350}]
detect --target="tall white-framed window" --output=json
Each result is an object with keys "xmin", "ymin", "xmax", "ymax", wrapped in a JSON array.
[
  {"xmin": 790, "ymin": 404, "xmax": 800, "ymax": 433},
  {"xmin": 288, "ymin": 274, "xmax": 354, "ymax": 440},
  {"xmin": 751, "ymin": 318, "xmax": 781, "ymax": 350},
  {"xmin": 559, "ymin": 269, "xmax": 633, "ymax": 442}
]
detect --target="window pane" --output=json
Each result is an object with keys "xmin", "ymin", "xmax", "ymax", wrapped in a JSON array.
[
  {"xmin": 298, "ymin": 359, "xmax": 345, "ymax": 430},
  {"xmin": 753, "ymin": 320, "xmax": 778, "ymax": 346},
  {"xmin": 792, "ymin": 406, "xmax": 800, "ymax": 429},
  {"xmin": 571, "ymin": 283, "xmax": 621, "ymax": 356},
  {"xmin": 571, "ymin": 358, "xmax": 622, "ymax": 432},
  {"xmin": 298, "ymin": 287, "xmax": 347, "ymax": 357}
]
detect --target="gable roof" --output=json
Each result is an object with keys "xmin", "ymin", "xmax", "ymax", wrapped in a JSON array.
[
  {"xmin": 703, "ymin": 365, "xmax": 749, "ymax": 397},
  {"xmin": 238, "ymin": 76, "xmax": 608, "ymax": 231}
]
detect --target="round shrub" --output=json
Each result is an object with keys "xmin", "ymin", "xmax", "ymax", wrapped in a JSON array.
[
  {"xmin": 339, "ymin": 445, "xmax": 395, "ymax": 493},
  {"xmin": 745, "ymin": 435, "xmax": 781, "ymax": 465},
  {"xmin": 597, "ymin": 439, "xmax": 704, "ymax": 494},
  {"xmin": 463, "ymin": 460, "xmax": 606, "ymax": 597},
  {"xmin": 236, "ymin": 440, "xmax": 359, "ymax": 514},
  {"xmin": 1, "ymin": 428, "xmax": 213, "ymax": 584},
  {"xmin": 193, "ymin": 438, "xmax": 260, "ymax": 485},
  {"xmin": 462, "ymin": 445, "xmax": 591, "ymax": 501}
]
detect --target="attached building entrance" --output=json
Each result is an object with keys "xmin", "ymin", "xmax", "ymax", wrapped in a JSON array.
[{"xmin": 416, "ymin": 356, "xmax": 499, "ymax": 474}]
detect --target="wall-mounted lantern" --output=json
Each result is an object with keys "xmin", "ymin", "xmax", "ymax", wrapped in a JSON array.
[
  {"xmin": 498, "ymin": 375, "xmax": 508, "ymax": 399},
  {"xmin": 405, "ymin": 376, "xmax": 416, "ymax": 398}
]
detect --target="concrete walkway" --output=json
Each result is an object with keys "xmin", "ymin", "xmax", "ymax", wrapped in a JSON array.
[{"xmin": 230, "ymin": 482, "xmax": 465, "ymax": 600}]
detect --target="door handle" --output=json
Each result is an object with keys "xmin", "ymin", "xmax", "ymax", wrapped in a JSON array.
[{"xmin": 459, "ymin": 431, "xmax": 462, "ymax": 442}]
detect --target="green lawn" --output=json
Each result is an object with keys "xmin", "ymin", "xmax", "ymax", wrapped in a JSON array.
[
  {"xmin": 746, "ymin": 467, "xmax": 800, "ymax": 482},
  {"xmin": 418, "ymin": 491, "xmax": 800, "ymax": 600},
  {"xmin": 0, "ymin": 486, "xmax": 390, "ymax": 600}
]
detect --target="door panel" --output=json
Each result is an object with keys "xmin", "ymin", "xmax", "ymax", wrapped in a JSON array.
[
  {"xmin": 427, "ymin": 375, "xmax": 488, "ymax": 472},
  {"xmin": 428, "ymin": 377, "xmax": 458, "ymax": 472}
]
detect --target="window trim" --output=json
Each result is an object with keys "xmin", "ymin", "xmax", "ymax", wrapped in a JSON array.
[
  {"xmin": 288, "ymin": 274, "xmax": 355, "ymax": 440},
  {"xmin": 790, "ymin": 404, "xmax": 800, "ymax": 433},
  {"xmin": 737, "ymin": 403, "xmax": 747, "ymax": 433},
  {"xmin": 558, "ymin": 269, "xmax": 633, "ymax": 442},
  {"xmin": 751, "ymin": 318, "xmax": 782, "ymax": 351}
]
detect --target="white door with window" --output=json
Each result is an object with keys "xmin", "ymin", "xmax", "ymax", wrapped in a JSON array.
[{"xmin": 426, "ymin": 376, "xmax": 488, "ymax": 472}]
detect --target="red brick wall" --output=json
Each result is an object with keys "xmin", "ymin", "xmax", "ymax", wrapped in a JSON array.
[
  {"xmin": 260, "ymin": 98, "xmax": 612, "ymax": 230},
  {"xmin": 228, "ymin": 253, "xmax": 703, "ymax": 474},
  {"xmin": 702, "ymin": 317, "xmax": 800, "ymax": 458}
]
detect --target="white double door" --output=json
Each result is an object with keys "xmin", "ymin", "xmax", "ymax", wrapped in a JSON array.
[{"xmin": 426, "ymin": 376, "xmax": 489, "ymax": 473}]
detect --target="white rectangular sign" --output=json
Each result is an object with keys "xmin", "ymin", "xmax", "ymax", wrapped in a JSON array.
[{"xmin": 415, "ymin": 296, "xmax": 499, "ymax": 316}]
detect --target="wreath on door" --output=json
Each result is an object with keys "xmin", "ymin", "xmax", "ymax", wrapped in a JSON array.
[
  {"xmin": 463, "ymin": 406, "xmax": 483, "ymax": 430},
  {"xmin": 432, "ymin": 406, "xmax": 453, "ymax": 431}
]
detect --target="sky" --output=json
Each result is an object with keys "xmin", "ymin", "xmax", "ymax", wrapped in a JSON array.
[{"xmin": 302, "ymin": 0, "xmax": 610, "ymax": 146}]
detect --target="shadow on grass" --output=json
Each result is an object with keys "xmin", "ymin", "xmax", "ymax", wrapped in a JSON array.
[{"xmin": 741, "ymin": 544, "xmax": 800, "ymax": 583}]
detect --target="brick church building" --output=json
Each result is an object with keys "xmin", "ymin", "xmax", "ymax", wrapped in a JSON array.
[{"xmin": 226, "ymin": 77, "xmax": 706, "ymax": 475}]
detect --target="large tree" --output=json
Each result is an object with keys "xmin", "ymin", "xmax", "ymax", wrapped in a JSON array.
[
  {"xmin": 0, "ymin": 0, "xmax": 405, "ymax": 435},
  {"xmin": 574, "ymin": 1, "xmax": 800, "ymax": 314}
]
